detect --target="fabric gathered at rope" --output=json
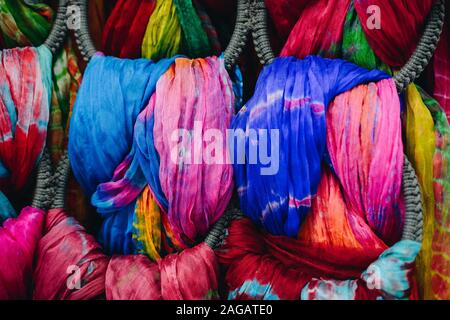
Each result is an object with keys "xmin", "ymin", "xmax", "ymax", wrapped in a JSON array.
[
  {"xmin": 32, "ymin": 208, "xmax": 220, "ymax": 300},
  {"xmin": 69, "ymin": 53, "xmax": 234, "ymax": 256},
  {"xmin": 0, "ymin": 207, "xmax": 45, "ymax": 299},
  {"xmin": 231, "ymin": 56, "xmax": 392, "ymax": 237},
  {"xmin": 0, "ymin": 46, "xmax": 52, "ymax": 191},
  {"xmin": 224, "ymin": 63, "xmax": 410, "ymax": 299}
]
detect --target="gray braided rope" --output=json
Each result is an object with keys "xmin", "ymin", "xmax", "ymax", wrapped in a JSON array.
[
  {"xmin": 204, "ymin": 207, "xmax": 244, "ymax": 250},
  {"xmin": 223, "ymin": 0, "xmax": 251, "ymax": 69},
  {"xmin": 73, "ymin": 0, "xmax": 97, "ymax": 61},
  {"xmin": 43, "ymin": 0, "xmax": 69, "ymax": 54},
  {"xmin": 32, "ymin": 149, "xmax": 53, "ymax": 210},
  {"xmin": 394, "ymin": 0, "xmax": 445, "ymax": 92},
  {"xmin": 250, "ymin": 0, "xmax": 274, "ymax": 66},
  {"xmin": 50, "ymin": 151, "xmax": 70, "ymax": 209},
  {"xmin": 401, "ymin": 156, "xmax": 424, "ymax": 243}
]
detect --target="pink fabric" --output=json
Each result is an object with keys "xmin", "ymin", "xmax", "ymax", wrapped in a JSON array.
[
  {"xmin": 0, "ymin": 207, "xmax": 45, "ymax": 300},
  {"xmin": 152, "ymin": 57, "xmax": 234, "ymax": 242},
  {"xmin": 106, "ymin": 243, "xmax": 219, "ymax": 300},
  {"xmin": 33, "ymin": 208, "xmax": 109, "ymax": 300},
  {"xmin": 432, "ymin": 17, "xmax": 450, "ymax": 120},
  {"xmin": 326, "ymin": 79, "xmax": 404, "ymax": 245}
]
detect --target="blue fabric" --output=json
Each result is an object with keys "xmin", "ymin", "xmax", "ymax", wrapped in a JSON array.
[
  {"xmin": 0, "ymin": 191, "xmax": 15, "ymax": 223},
  {"xmin": 69, "ymin": 54, "xmax": 177, "ymax": 254},
  {"xmin": 231, "ymin": 56, "xmax": 389, "ymax": 237}
]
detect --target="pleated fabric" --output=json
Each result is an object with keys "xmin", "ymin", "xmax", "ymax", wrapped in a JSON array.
[
  {"xmin": 0, "ymin": 45, "xmax": 52, "ymax": 191},
  {"xmin": 101, "ymin": 0, "xmax": 156, "ymax": 58},
  {"xmin": 231, "ymin": 56, "xmax": 389, "ymax": 237},
  {"xmin": 0, "ymin": 207, "xmax": 45, "ymax": 299}
]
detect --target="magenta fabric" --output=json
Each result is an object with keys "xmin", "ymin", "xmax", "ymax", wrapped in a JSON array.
[{"xmin": 0, "ymin": 206, "xmax": 45, "ymax": 299}]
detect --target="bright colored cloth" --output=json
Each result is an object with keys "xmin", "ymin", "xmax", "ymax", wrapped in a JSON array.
[
  {"xmin": 0, "ymin": 45, "xmax": 52, "ymax": 191},
  {"xmin": 327, "ymin": 80, "xmax": 404, "ymax": 245},
  {"xmin": 231, "ymin": 56, "xmax": 389, "ymax": 237},
  {"xmin": 280, "ymin": 0, "xmax": 350, "ymax": 59},
  {"xmin": 0, "ymin": 207, "xmax": 45, "ymax": 299},
  {"xmin": 354, "ymin": 0, "xmax": 433, "ymax": 67},
  {"xmin": 102, "ymin": 0, "xmax": 156, "ymax": 58}
]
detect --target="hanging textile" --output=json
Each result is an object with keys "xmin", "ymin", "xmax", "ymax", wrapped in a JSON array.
[
  {"xmin": 416, "ymin": 87, "xmax": 450, "ymax": 300},
  {"xmin": 0, "ymin": 46, "xmax": 52, "ymax": 191},
  {"xmin": 102, "ymin": 0, "xmax": 156, "ymax": 58},
  {"xmin": 353, "ymin": 0, "xmax": 433, "ymax": 67},
  {"xmin": 231, "ymin": 56, "xmax": 389, "ymax": 237},
  {"xmin": 0, "ymin": 0, "xmax": 82, "ymax": 164},
  {"xmin": 280, "ymin": 0, "xmax": 351, "ymax": 59},
  {"xmin": 33, "ymin": 208, "xmax": 220, "ymax": 300},
  {"xmin": 0, "ymin": 207, "xmax": 45, "ymax": 299}
]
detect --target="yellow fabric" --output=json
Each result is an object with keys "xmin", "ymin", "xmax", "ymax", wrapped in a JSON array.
[
  {"xmin": 405, "ymin": 84, "xmax": 436, "ymax": 299},
  {"xmin": 141, "ymin": 0, "xmax": 182, "ymax": 60},
  {"xmin": 133, "ymin": 186, "xmax": 162, "ymax": 261}
]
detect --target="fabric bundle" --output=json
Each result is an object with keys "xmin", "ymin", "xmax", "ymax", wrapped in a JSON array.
[
  {"xmin": 0, "ymin": 207, "xmax": 45, "ymax": 299},
  {"xmin": 0, "ymin": 0, "xmax": 82, "ymax": 164},
  {"xmin": 0, "ymin": 46, "xmax": 52, "ymax": 190},
  {"xmin": 32, "ymin": 208, "xmax": 219, "ymax": 300},
  {"xmin": 224, "ymin": 56, "xmax": 409, "ymax": 299},
  {"xmin": 231, "ymin": 56, "xmax": 390, "ymax": 237},
  {"xmin": 69, "ymin": 54, "xmax": 234, "ymax": 256}
]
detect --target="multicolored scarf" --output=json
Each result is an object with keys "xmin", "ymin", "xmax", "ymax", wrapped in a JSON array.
[
  {"xmin": 0, "ymin": 0, "xmax": 82, "ymax": 164},
  {"xmin": 0, "ymin": 46, "xmax": 52, "ymax": 190},
  {"xmin": 69, "ymin": 54, "xmax": 234, "ymax": 256},
  {"xmin": 231, "ymin": 56, "xmax": 390, "ymax": 237},
  {"xmin": 33, "ymin": 208, "xmax": 220, "ymax": 300}
]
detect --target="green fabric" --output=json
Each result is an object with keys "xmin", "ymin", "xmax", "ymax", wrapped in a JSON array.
[
  {"xmin": 173, "ymin": 0, "xmax": 212, "ymax": 57},
  {"xmin": 341, "ymin": 3, "xmax": 392, "ymax": 75}
]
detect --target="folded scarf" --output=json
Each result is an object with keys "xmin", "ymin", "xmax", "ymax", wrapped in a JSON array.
[
  {"xmin": 102, "ymin": 0, "xmax": 156, "ymax": 58},
  {"xmin": 0, "ymin": 206, "xmax": 45, "ymax": 299},
  {"xmin": 231, "ymin": 56, "xmax": 389, "ymax": 237},
  {"xmin": 354, "ymin": 0, "xmax": 434, "ymax": 67},
  {"xmin": 33, "ymin": 208, "xmax": 219, "ymax": 300},
  {"xmin": 0, "ymin": 46, "xmax": 52, "ymax": 191}
]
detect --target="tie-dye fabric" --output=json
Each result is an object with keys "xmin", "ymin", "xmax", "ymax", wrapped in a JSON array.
[
  {"xmin": 0, "ymin": 45, "xmax": 52, "ymax": 191},
  {"xmin": 231, "ymin": 56, "xmax": 389, "ymax": 237},
  {"xmin": 69, "ymin": 54, "xmax": 176, "ymax": 254},
  {"xmin": 417, "ymin": 88, "xmax": 450, "ymax": 300},
  {"xmin": 0, "ymin": 191, "xmax": 15, "ymax": 223},
  {"xmin": 327, "ymin": 80, "xmax": 404, "ymax": 245},
  {"xmin": 0, "ymin": 0, "xmax": 82, "ymax": 164},
  {"xmin": 280, "ymin": 0, "xmax": 351, "ymax": 58}
]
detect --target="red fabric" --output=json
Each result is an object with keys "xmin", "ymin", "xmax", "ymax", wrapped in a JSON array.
[
  {"xmin": 431, "ymin": 12, "xmax": 450, "ymax": 120},
  {"xmin": 280, "ymin": 0, "xmax": 350, "ymax": 58},
  {"xmin": 101, "ymin": 0, "xmax": 156, "ymax": 58},
  {"xmin": 265, "ymin": 0, "xmax": 315, "ymax": 43},
  {"xmin": 106, "ymin": 243, "xmax": 219, "ymax": 300},
  {"xmin": 354, "ymin": 0, "xmax": 433, "ymax": 67},
  {"xmin": 33, "ymin": 208, "xmax": 109, "ymax": 300},
  {"xmin": 0, "ymin": 207, "xmax": 44, "ymax": 300}
]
